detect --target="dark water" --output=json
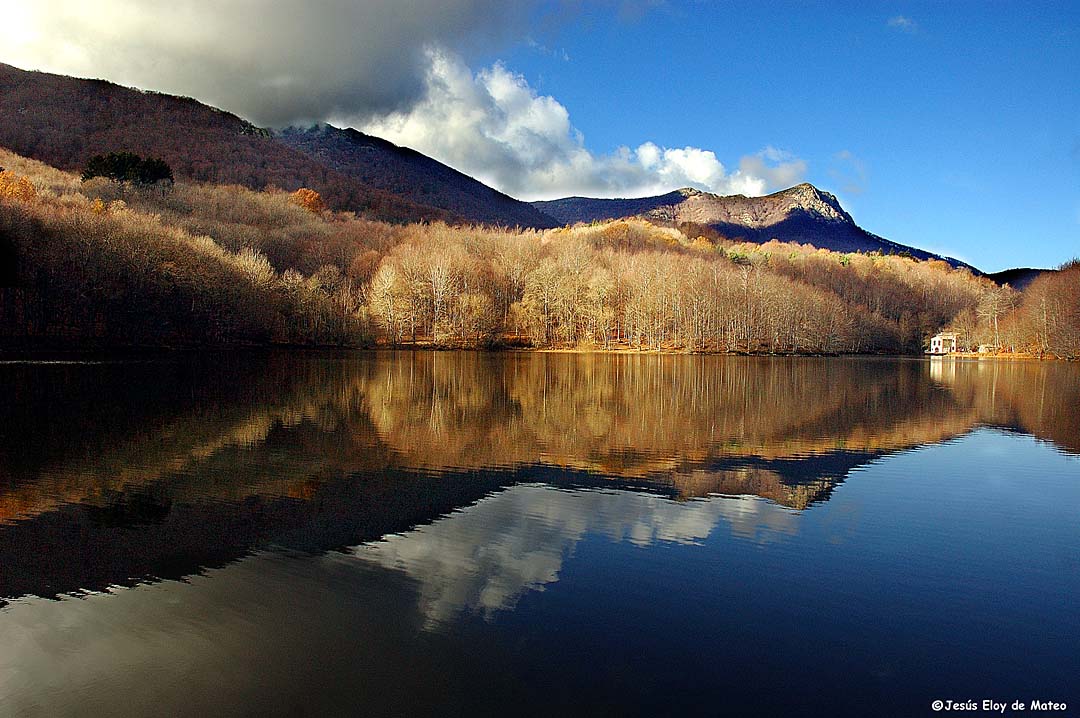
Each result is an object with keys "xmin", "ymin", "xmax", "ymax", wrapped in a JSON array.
[{"xmin": 0, "ymin": 352, "xmax": 1077, "ymax": 717}]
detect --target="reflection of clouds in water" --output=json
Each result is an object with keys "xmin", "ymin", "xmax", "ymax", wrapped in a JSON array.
[
  {"xmin": 714, "ymin": 493, "xmax": 801, "ymax": 543},
  {"xmin": 352, "ymin": 485, "xmax": 572, "ymax": 628},
  {"xmin": 352, "ymin": 485, "xmax": 799, "ymax": 627}
]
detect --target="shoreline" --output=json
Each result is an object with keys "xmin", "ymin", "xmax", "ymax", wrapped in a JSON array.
[{"xmin": 0, "ymin": 343, "xmax": 1072, "ymax": 361}]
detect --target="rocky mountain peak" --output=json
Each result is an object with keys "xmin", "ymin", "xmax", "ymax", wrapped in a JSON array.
[
  {"xmin": 774, "ymin": 183, "xmax": 851, "ymax": 224},
  {"xmin": 532, "ymin": 181, "xmax": 972, "ymax": 270}
]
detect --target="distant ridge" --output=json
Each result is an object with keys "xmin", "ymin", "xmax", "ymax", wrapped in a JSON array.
[
  {"xmin": 533, "ymin": 189, "xmax": 695, "ymax": 224},
  {"xmin": 534, "ymin": 184, "xmax": 977, "ymax": 270},
  {"xmin": 984, "ymin": 267, "xmax": 1049, "ymax": 290}
]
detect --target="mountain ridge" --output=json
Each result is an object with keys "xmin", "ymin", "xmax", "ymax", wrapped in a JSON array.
[
  {"xmin": 534, "ymin": 184, "xmax": 976, "ymax": 270},
  {"xmin": 983, "ymin": 267, "xmax": 1050, "ymax": 290},
  {"xmin": 276, "ymin": 124, "xmax": 558, "ymax": 228},
  {"xmin": 0, "ymin": 61, "xmax": 1001, "ymax": 271},
  {"xmin": 0, "ymin": 62, "xmax": 554, "ymax": 227}
]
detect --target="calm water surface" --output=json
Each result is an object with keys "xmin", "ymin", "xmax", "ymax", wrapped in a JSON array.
[{"xmin": 0, "ymin": 353, "xmax": 1077, "ymax": 717}]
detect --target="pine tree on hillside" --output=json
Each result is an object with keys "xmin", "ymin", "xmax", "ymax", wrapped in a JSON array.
[{"xmin": 82, "ymin": 152, "xmax": 173, "ymax": 186}]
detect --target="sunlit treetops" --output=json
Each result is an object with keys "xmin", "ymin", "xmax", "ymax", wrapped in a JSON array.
[
  {"xmin": 0, "ymin": 169, "xmax": 37, "ymax": 202},
  {"xmin": 0, "ymin": 146, "xmax": 1076, "ymax": 356},
  {"xmin": 289, "ymin": 188, "xmax": 326, "ymax": 214}
]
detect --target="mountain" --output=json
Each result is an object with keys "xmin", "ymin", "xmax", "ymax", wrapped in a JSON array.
[
  {"xmin": 534, "ymin": 184, "xmax": 975, "ymax": 269},
  {"xmin": 533, "ymin": 189, "xmax": 693, "ymax": 224},
  {"xmin": 984, "ymin": 267, "xmax": 1049, "ymax": 290},
  {"xmin": 0, "ymin": 63, "xmax": 996, "ymax": 266},
  {"xmin": 0, "ymin": 63, "xmax": 553, "ymax": 227},
  {"xmin": 277, "ymin": 125, "xmax": 558, "ymax": 228}
]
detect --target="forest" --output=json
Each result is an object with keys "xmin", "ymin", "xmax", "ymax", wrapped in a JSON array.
[{"xmin": 0, "ymin": 147, "xmax": 1077, "ymax": 356}]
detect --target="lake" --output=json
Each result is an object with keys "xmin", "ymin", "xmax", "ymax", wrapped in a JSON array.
[{"xmin": 0, "ymin": 352, "xmax": 1077, "ymax": 717}]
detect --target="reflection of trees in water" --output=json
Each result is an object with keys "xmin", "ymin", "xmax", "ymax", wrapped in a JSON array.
[
  {"xmin": 0, "ymin": 354, "xmax": 1076, "ymax": 527},
  {"xmin": 0, "ymin": 355, "xmax": 388, "ymax": 524},
  {"xmin": 927, "ymin": 359, "xmax": 1080, "ymax": 454},
  {"xmin": 364, "ymin": 354, "xmax": 976, "ymax": 493},
  {"xmin": 1, "ymin": 353, "xmax": 1077, "ymax": 605}
]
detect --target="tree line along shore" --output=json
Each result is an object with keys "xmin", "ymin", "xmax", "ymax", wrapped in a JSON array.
[{"xmin": 0, "ymin": 148, "xmax": 1077, "ymax": 357}]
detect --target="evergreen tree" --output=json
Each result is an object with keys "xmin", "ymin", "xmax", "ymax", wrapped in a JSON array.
[{"xmin": 83, "ymin": 152, "xmax": 173, "ymax": 185}]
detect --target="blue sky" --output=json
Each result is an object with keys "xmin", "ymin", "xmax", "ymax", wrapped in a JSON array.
[
  {"xmin": 3, "ymin": 1, "xmax": 1077, "ymax": 271},
  {"xmin": 481, "ymin": 2, "xmax": 1079, "ymax": 271}
]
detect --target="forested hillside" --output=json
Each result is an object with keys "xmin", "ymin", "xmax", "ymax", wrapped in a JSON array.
[
  {"xmin": 0, "ymin": 63, "xmax": 457, "ymax": 224},
  {"xmin": 1, "ymin": 148, "xmax": 1075, "ymax": 355},
  {"xmin": 277, "ymin": 125, "xmax": 558, "ymax": 228},
  {"xmin": 0, "ymin": 63, "xmax": 551, "ymax": 227}
]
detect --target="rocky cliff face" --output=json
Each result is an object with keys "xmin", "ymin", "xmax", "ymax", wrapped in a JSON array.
[
  {"xmin": 534, "ymin": 183, "xmax": 974, "ymax": 269},
  {"xmin": 661, "ymin": 183, "xmax": 854, "ymax": 227}
]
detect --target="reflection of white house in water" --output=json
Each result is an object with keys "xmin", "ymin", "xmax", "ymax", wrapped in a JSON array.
[
  {"xmin": 928, "ymin": 355, "xmax": 957, "ymax": 383},
  {"xmin": 928, "ymin": 332, "xmax": 959, "ymax": 355}
]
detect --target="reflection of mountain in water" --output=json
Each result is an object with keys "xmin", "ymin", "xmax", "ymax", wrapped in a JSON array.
[{"xmin": 0, "ymin": 352, "xmax": 1076, "ymax": 604}]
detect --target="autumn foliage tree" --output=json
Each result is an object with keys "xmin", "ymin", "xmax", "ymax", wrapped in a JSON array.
[
  {"xmin": 289, "ymin": 188, "xmax": 326, "ymax": 214},
  {"xmin": 0, "ymin": 170, "xmax": 36, "ymax": 202}
]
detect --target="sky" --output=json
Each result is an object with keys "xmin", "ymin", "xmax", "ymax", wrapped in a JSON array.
[{"xmin": 0, "ymin": 1, "xmax": 1077, "ymax": 271}]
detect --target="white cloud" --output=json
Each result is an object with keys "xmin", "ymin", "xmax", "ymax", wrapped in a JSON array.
[
  {"xmin": 525, "ymin": 37, "xmax": 571, "ymax": 62},
  {"xmin": 887, "ymin": 15, "xmax": 918, "ymax": 32},
  {"xmin": 0, "ymin": 0, "xmax": 543, "ymax": 126},
  {"xmin": 352, "ymin": 484, "xmax": 798, "ymax": 627},
  {"xmin": 828, "ymin": 149, "xmax": 869, "ymax": 194},
  {"xmin": 739, "ymin": 147, "xmax": 809, "ymax": 192},
  {"xmin": 360, "ymin": 51, "xmax": 806, "ymax": 200}
]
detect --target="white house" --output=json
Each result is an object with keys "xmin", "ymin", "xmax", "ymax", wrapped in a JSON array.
[{"xmin": 929, "ymin": 332, "xmax": 959, "ymax": 354}]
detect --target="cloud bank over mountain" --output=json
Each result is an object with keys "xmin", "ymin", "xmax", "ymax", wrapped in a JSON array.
[
  {"xmin": 359, "ymin": 52, "xmax": 805, "ymax": 200},
  {"xmin": 1, "ymin": 1, "xmax": 804, "ymax": 200}
]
